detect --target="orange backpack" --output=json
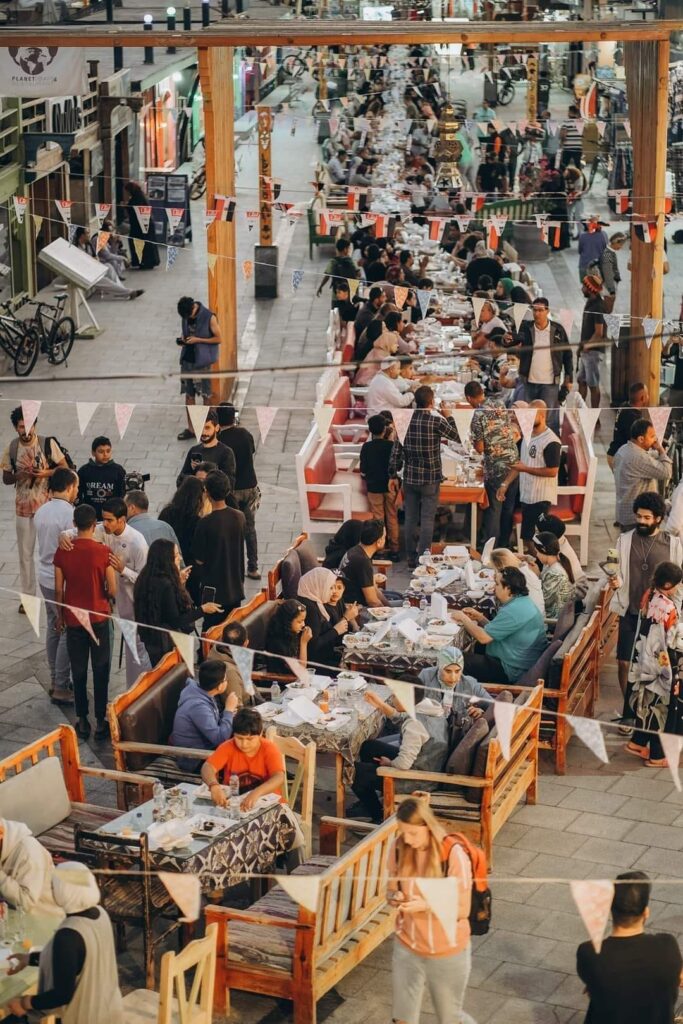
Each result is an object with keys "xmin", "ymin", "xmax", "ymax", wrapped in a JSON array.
[{"xmin": 442, "ymin": 833, "xmax": 492, "ymax": 935}]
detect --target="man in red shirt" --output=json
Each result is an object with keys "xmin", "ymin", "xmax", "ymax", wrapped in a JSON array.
[
  {"xmin": 54, "ymin": 504, "xmax": 117, "ymax": 740},
  {"xmin": 201, "ymin": 708, "xmax": 285, "ymax": 811}
]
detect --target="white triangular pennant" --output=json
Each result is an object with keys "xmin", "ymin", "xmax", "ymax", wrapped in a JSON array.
[
  {"xmin": 54, "ymin": 199, "xmax": 73, "ymax": 226},
  {"xmin": 21, "ymin": 399, "xmax": 40, "ymax": 435},
  {"xmin": 76, "ymin": 402, "xmax": 98, "ymax": 436},
  {"xmin": 515, "ymin": 407, "xmax": 537, "ymax": 444},
  {"xmin": 313, "ymin": 404, "xmax": 335, "ymax": 440},
  {"xmin": 577, "ymin": 407, "xmax": 601, "ymax": 443},
  {"xmin": 649, "ymin": 406, "xmax": 671, "ymax": 446},
  {"xmin": 392, "ymin": 408, "xmax": 414, "ymax": 445},
  {"xmin": 132, "ymin": 205, "xmax": 152, "ymax": 234},
  {"xmin": 171, "ymin": 630, "xmax": 195, "ymax": 675},
  {"xmin": 384, "ymin": 678, "xmax": 416, "ymax": 719},
  {"xmin": 570, "ymin": 880, "xmax": 614, "ymax": 953},
  {"xmin": 114, "ymin": 403, "xmax": 135, "ymax": 440},
  {"xmin": 512, "ymin": 303, "xmax": 529, "ymax": 332},
  {"xmin": 13, "ymin": 196, "xmax": 28, "ymax": 225},
  {"xmin": 284, "ymin": 656, "xmax": 310, "ymax": 686},
  {"xmin": 118, "ymin": 619, "xmax": 141, "ymax": 665},
  {"xmin": 642, "ymin": 317, "xmax": 660, "ymax": 350},
  {"xmin": 471, "ymin": 295, "xmax": 486, "ymax": 327},
  {"xmin": 255, "ymin": 407, "xmax": 278, "ymax": 444},
  {"xmin": 567, "ymin": 715, "xmax": 609, "ymax": 763},
  {"xmin": 604, "ymin": 313, "xmax": 622, "ymax": 339},
  {"xmin": 493, "ymin": 701, "xmax": 516, "ymax": 760},
  {"xmin": 277, "ymin": 875, "xmax": 321, "ymax": 913},
  {"xmin": 451, "ymin": 408, "xmax": 474, "ymax": 447},
  {"xmin": 417, "ymin": 289, "xmax": 433, "ymax": 319},
  {"xmin": 660, "ymin": 732, "xmax": 683, "ymax": 790},
  {"xmin": 166, "ymin": 206, "xmax": 185, "ymax": 234},
  {"xmin": 558, "ymin": 308, "xmax": 574, "ymax": 338},
  {"xmin": 159, "ymin": 872, "xmax": 201, "ymax": 922},
  {"xmin": 187, "ymin": 404, "xmax": 210, "ymax": 440},
  {"xmin": 69, "ymin": 607, "xmax": 99, "ymax": 643},
  {"xmin": 417, "ymin": 877, "xmax": 459, "ymax": 944},
  {"xmin": 94, "ymin": 203, "xmax": 111, "ymax": 230},
  {"xmin": 20, "ymin": 593, "xmax": 41, "ymax": 638},
  {"xmin": 229, "ymin": 644, "xmax": 255, "ymax": 695}
]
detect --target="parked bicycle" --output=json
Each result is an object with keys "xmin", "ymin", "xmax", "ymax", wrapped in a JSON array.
[
  {"xmin": 25, "ymin": 292, "xmax": 75, "ymax": 366},
  {"xmin": 281, "ymin": 46, "xmax": 315, "ymax": 78},
  {"xmin": 0, "ymin": 301, "xmax": 40, "ymax": 377},
  {"xmin": 496, "ymin": 67, "xmax": 516, "ymax": 107}
]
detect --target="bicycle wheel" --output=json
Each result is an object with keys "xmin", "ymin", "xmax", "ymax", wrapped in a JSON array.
[
  {"xmin": 13, "ymin": 328, "xmax": 39, "ymax": 377},
  {"xmin": 47, "ymin": 316, "xmax": 75, "ymax": 365},
  {"xmin": 190, "ymin": 170, "xmax": 206, "ymax": 200},
  {"xmin": 497, "ymin": 80, "xmax": 515, "ymax": 106},
  {"xmin": 283, "ymin": 55, "xmax": 306, "ymax": 78}
]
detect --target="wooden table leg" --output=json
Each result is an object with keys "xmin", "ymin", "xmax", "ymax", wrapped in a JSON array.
[
  {"xmin": 471, "ymin": 502, "xmax": 478, "ymax": 549},
  {"xmin": 336, "ymin": 753, "xmax": 346, "ymax": 843}
]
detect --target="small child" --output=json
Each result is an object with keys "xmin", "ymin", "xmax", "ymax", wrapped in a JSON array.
[{"xmin": 360, "ymin": 414, "xmax": 399, "ymax": 561}]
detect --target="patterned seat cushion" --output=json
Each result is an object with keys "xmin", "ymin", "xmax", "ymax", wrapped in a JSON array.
[
  {"xmin": 39, "ymin": 802, "xmax": 120, "ymax": 858},
  {"xmin": 228, "ymin": 856, "xmax": 334, "ymax": 973}
]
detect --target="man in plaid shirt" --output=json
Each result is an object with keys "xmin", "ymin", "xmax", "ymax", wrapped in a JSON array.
[{"xmin": 389, "ymin": 385, "xmax": 460, "ymax": 568}]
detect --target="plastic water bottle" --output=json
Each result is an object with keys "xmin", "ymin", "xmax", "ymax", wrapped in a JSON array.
[
  {"xmin": 402, "ymin": 597, "xmax": 411, "ymax": 610},
  {"xmin": 418, "ymin": 597, "xmax": 428, "ymax": 626},
  {"xmin": 271, "ymin": 681, "xmax": 281, "ymax": 704},
  {"xmin": 152, "ymin": 781, "xmax": 166, "ymax": 821},
  {"xmin": 229, "ymin": 774, "xmax": 240, "ymax": 820},
  {"xmin": 442, "ymin": 689, "xmax": 454, "ymax": 716}
]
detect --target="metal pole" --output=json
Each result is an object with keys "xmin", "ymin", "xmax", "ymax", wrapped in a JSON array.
[
  {"xmin": 201, "ymin": 0, "xmax": 210, "ymax": 25},
  {"xmin": 166, "ymin": 6, "xmax": 176, "ymax": 52},
  {"xmin": 114, "ymin": 45, "xmax": 124, "ymax": 71},
  {"xmin": 143, "ymin": 14, "xmax": 154, "ymax": 63},
  {"xmin": 105, "ymin": 0, "xmax": 113, "ymax": 21},
  {"xmin": 183, "ymin": 2, "xmax": 191, "ymax": 27},
  {"xmin": 221, "ymin": 0, "xmax": 229, "ymax": 17}
]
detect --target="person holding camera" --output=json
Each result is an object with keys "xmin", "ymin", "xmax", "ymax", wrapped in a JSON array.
[{"xmin": 176, "ymin": 295, "xmax": 222, "ymax": 441}]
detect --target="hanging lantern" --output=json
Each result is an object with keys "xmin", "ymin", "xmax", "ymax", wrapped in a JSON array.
[{"xmin": 434, "ymin": 102, "xmax": 463, "ymax": 190}]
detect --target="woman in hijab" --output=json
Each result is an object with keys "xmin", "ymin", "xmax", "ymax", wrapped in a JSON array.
[
  {"xmin": 123, "ymin": 180, "xmax": 160, "ymax": 271},
  {"xmin": 353, "ymin": 322, "xmax": 399, "ymax": 387},
  {"xmin": 297, "ymin": 567, "xmax": 351, "ymax": 668},
  {"xmin": 3, "ymin": 862, "xmax": 123, "ymax": 1024},
  {"xmin": 494, "ymin": 277, "xmax": 515, "ymax": 311},
  {"xmin": 322, "ymin": 519, "xmax": 363, "ymax": 570}
]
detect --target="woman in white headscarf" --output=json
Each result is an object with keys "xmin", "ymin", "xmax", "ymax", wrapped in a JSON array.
[
  {"xmin": 297, "ymin": 566, "xmax": 350, "ymax": 669},
  {"xmin": 3, "ymin": 862, "xmax": 123, "ymax": 1024}
]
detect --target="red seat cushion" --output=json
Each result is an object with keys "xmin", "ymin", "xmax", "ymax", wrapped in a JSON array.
[
  {"xmin": 324, "ymin": 377, "xmax": 353, "ymax": 427},
  {"xmin": 310, "ymin": 471, "xmax": 372, "ymax": 522},
  {"xmin": 304, "ymin": 436, "xmax": 337, "ymax": 512},
  {"xmin": 565, "ymin": 433, "xmax": 588, "ymax": 514}
]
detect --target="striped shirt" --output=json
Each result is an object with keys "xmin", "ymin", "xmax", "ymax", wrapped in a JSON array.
[
  {"xmin": 519, "ymin": 427, "xmax": 561, "ymax": 505},
  {"xmin": 560, "ymin": 120, "xmax": 582, "ymax": 152}
]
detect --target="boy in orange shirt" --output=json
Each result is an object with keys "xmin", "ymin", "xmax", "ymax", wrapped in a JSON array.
[{"xmin": 201, "ymin": 707, "xmax": 285, "ymax": 812}]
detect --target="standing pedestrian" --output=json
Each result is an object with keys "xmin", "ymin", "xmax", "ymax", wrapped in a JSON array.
[
  {"xmin": 511, "ymin": 297, "xmax": 573, "ymax": 433},
  {"xmin": 123, "ymin": 180, "xmax": 160, "ymax": 271},
  {"xmin": 100, "ymin": 497, "xmax": 150, "ymax": 684},
  {"xmin": 216, "ymin": 403, "xmax": 261, "ymax": 580},
  {"xmin": 577, "ymin": 871, "xmax": 682, "ymax": 1024},
  {"xmin": 558, "ymin": 104, "xmax": 583, "ymax": 170},
  {"xmin": 577, "ymin": 215, "xmax": 608, "ymax": 281},
  {"xmin": 176, "ymin": 296, "xmax": 222, "ymax": 441},
  {"xmin": 0, "ymin": 406, "xmax": 68, "ymax": 605},
  {"xmin": 192, "ymin": 470, "xmax": 245, "ymax": 627},
  {"xmin": 360, "ymin": 415, "xmax": 400, "ymax": 561},
  {"xmin": 599, "ymin": 231, "xmax": 627, "ymax": 311},
  {"xmin": 177, "ymin": 411, "xmax": 236, "ymax": 490},
  {"xmin": 158, "ymin": 477, "xmax": 206, "ymax": 567},
  {"xmin": 497, "ymin": 401, "xmax": 561, "ymax": 554},
  {"xmin": 388, "ymin": 385, "xmax": 460, "ymax": 569},
  {"xmin": 34, "ymin": 468, "xmax": 79, "ymax": 706},
  {"xmin": 607, "ymin": 382, "xmax": 650, "ymax": 470},
  {"xmin": 466, "ymin": 382, "xmax": 519, "ymax": 547},
  {"xmin": 577, "ymin": 274, "xmax": 606, "ymax": 410},
  {"xmin": 77, "ymin": 436, "xmax": 126, "ymax": 520},
  {"xmin": 387, "ymin": 796, "xmax": 473, "ymax": 1024},
  {"xmin": 124, "ymin": 490, "xmax": 180, "ymax": 548},
  {"xmin": 613, "ymin": 419, "xmax": 672, "ymax": 531},
  {"xmin": 54, "ymin": 504, "xmax": 116, "ymax": 740}
]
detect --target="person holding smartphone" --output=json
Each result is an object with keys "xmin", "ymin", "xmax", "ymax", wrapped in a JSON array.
[{"xmin": 133, "ymin": 538, "xmax": 223, "ymax": 668}]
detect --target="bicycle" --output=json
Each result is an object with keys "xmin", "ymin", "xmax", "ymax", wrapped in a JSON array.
[
  {"xmin": 0, "ymin": 302, "xmax": 40, "ymax": 377},
  {"xmin": 282, "ymin": 46, "xmax": 314, "ymax": 78},
  {"xmin": 25, "ymin": 292, "xmax": 75, "ymax": 366},
  {"xmin": 496, "ymin": 68, "xmax": 516, "ymax": 107}
]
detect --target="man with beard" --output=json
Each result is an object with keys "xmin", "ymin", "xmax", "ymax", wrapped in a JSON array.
[
  {"xmin": 608, "ymin": 492, "xmax": 683, "ymax": 729},
  {"xmin": 176, "ymin": 411, "xmax": 236, "ymax": 492},
  {"xmin": 613, "ymin": 419, "xmax": 672, "ymax": 531}
]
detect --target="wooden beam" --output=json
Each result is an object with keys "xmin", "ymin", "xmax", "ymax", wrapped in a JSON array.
[
  {"xmin": 1, "ymin": 18, "xmax": 676, "ymax": 47},
  {"xmin": 618, "ymin": 36, "xmax": 669, "ymax": 404},
  {"xmin": 257, "ymin": 106, "xmax": 274, "ymax": 248},
  {"xmin": 198, "ymin": 46, "xmax": 237, "ymax": 401}
]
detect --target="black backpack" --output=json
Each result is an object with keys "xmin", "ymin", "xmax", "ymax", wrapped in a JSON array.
[{"xmin": 9, "ymin": 435, "xmax": 76, "ymax": 472}]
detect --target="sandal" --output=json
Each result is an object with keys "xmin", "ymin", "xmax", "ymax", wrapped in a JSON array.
[
  {"xmin": 645, "ymin": 758, "xmax": 668, "ymax": 768},
  {"xmin": 624, "ymin": 742, "xmax": 649, "ymax": 759}
]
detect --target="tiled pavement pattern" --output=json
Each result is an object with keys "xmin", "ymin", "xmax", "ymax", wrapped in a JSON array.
[{"xmin": 1, "ymin": 61, "xmax": 683, "ymax": 1021}]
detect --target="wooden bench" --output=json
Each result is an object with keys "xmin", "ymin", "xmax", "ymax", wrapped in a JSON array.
[
  {"xmin": 379, "ymin": 684, "xmax": 543, "ymax": 862},
  {"xmin": 0, "ymin": 725, "xmax": 153, "ymax": 859},
  {"xmin": 205, "ymin": 817, "xmax": 397, "ymax": 1024},
  {"xmin": 323, "ymin": 376, "xmax": 368, "ymax": 443},
  {"xmin": 596, "ymin": 581, "xmax": 619, "ymax": 668},
  {"xmin": 307, "ymin": 205, "xmax": 336, "ymax": 259}
]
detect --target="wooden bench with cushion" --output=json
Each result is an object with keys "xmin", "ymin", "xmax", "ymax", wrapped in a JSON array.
[
  {"xmin": 307, "ymin": 204, "xmax": 336, "ymax": 259},
  {"xmin": 205, "ymin": 816, "xmax": 396, "ymax": 1024},
  {"xmin": 0, "ymin": 725, "xmax": 153, "ymax": 859},
  {"xmin": 379, "ymin": 684, "xmax": 543, "ymax": 862},
  {"xmin": 596, "ymin": 581, "xmax": 619, "ymax": 667}
]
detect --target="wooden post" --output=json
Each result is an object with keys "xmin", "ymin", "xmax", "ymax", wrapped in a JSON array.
[
  {"xmin": 318, "ymin": 48, "xmax": 328, "ymax": 102},
  {"xmin": 526, "ymin": 52, "xmax": 538, "ymax": 123},
  {"xmin": 257, "ymin": 106, "xmax": 273, "ymax": 247},
  {"xmin": 617, "ymin": 37, "xmax": 669, "ymax": 404},
  {"xmin": 198, "ymin": 46, "xmax": 237, "ymax": 402}
]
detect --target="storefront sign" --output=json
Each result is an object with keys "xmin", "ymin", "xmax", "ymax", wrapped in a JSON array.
[{"xmin": 0, "ymin": 48, "xmax": 87, "ymax": 98}]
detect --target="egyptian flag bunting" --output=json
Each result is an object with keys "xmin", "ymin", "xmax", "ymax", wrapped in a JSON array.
[
  {"xmin": 455, "ymin": 216, "xmax": 471, "ymax": 234},
  {"xmin": 633, "ymin": 221, "xmax": 657, "ymax": 244},
  {"xmin": 366, "ymin": 212, "xmax": 388, "ymax": 237},
  {"xmin": 214, "ymin": 195, "xmax": 236, "ymax": 222},
  {"xmin": 13, "ymin": 196, "xmax": 28, "ymax": 224},
  {"xmin": 463, "ymin": 192, "xmax": 486, "ymax": 213},
  {"xmin": 262, "ymin": 177, "xmax": 282, "ymax": 202},
  {"xmin": 347, "ymin": 186, "xmax": 367, "ymax": 211},
  {"xmin": 94, "ymin": 203, "xmax": 111, "ymax": 229},
  {"xmin": 132, "ymin": 205, "xmax": 151, "ymax": 233},
  {"xmin": 55, "ymin": 199, "xmax": 73, "ymax": 227},
  {"xmin": 273, "ymin": 201, "xmax": 295, "ymax": 215},
  {"xmin": 486, "ymin": 215, "xmax": 507, "ymax": 251},
  {"xmin": 166, "ymin": 207, "xmax": 185, "ymax": 234},
  {"xmin": 204, "ymin": 208, "xmax": 218, "ymax": 229},
  {"xmin": 246, "ymin": 210, "xmax": 260, "ymax": 231},
  {"xmin": 546, "ymin": 221, "xmax": 562, "ymax": 248},
  {"xmin": 429, "ymin": 218, "xmax": 448, "ymax": 243},
  {"xmin": 319, "ymin": 209, "xmax": 345, "ymax": 235},
  {"xmin": 608, "ymin": 189, "xmax": 630, "ymax": 214}
]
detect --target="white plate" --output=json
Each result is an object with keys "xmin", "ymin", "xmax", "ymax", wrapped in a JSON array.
[{"xmin": 368, "ymin": 607, "xmax": 392, "ymax": 619}]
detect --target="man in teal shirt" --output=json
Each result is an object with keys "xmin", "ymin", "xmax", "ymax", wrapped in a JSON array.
[{"xmin": 452, "ymin": 566, "xmax": 547, "ymax": 683}]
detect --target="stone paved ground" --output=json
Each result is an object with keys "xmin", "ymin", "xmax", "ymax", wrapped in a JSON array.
[{"xmin": 1, "ymin": 63, "xmax": 683, "ymax": 1022}]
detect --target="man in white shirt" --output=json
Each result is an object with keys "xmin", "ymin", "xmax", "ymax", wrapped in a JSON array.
[
  {"xmin": 33, "ymin": 467, "xmax": 79, "ymax": 705},
  {"xmin": 513, "ymin": 297, "xmax": 573, "ymax": 433},
  {"xmin": 366, "ymin": 359, "xmax": 416, "ymax": 419}
]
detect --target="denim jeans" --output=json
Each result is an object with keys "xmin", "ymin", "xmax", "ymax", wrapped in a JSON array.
[
  {"xmin": 39, "ymin": 584, "xmax": 71, "ymax": 691},
  {"xmin": 233, "ymin": 486, "xmax": 260, "ymax": 572},
  {"xmin": 482, "ymin": 477, "xmax": 519, "ymax": 548},
  {"xmin": 403, "ymin": 481, "xmax": 440, "ymax": 559},
  {"xmin": 519, "ymin": 380, "xmax": 560, "ymax": 433},
  {"xmin": 66, "ymin": 620, "xmax": 111, "ymax": 721}
]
